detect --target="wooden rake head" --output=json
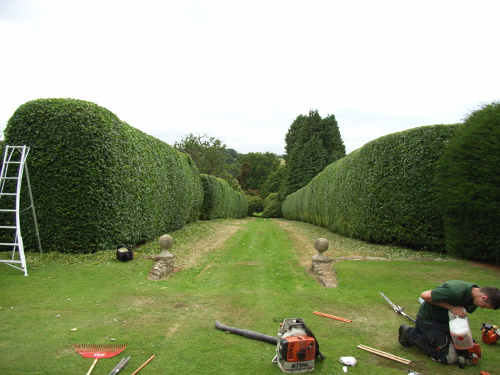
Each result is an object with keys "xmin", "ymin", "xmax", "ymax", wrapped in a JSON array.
[{"xmin": 74, "ymin": 343, "xmax": 127, "ymax": 358}]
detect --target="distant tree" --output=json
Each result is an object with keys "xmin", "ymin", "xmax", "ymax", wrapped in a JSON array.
[
  {"xmin": 435, "ymin": 101, "xmax": 500, "ymax": 262},
  {"xmin": 237, "ymin": 162, "xmax": 252, "ymax": 189},
  {"xmin": 284, "ymin": 114, "xmax": 307, "ymax": 163},
  {"xmin": 285, "ymin": 137, "xmax": 329, "ymax": 195},
  {"xmin": 174, "ymin": 133, "xmax": 228, "ymax": 176},
  {"xmin": 262, "ymin": 193, "xmax": 283, "ymax": 218},
  {"xmin": 261, "ymin": 164, "xmax": 286, "ymax": 199},
  {"xmin": 225, "ymin": 148, "xmax": 239, "ymax": 161},
  {"xmin": 281, "ymin": 110, "xmax": 345, "ymax": 197},
  {"xmin": 321, "ymin": 114, "xmax": 346, "ymax": 161},
  {"xmin": 245, "ymin": 194, "xmax": 264, "ymax": 216},
  {"xmin": 236, "ymin": 152, "xmax": 280, "ymax": 191}
]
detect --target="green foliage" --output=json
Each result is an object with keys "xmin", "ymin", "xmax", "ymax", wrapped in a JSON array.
[
  {"xmin": 174, "ymin": 133, "xmax": 228, "ymax": 176},
  {"xmin": 236, "ymin": 152, "xmax": 280, "ymax": 191},
  {"xmin": 260, "ymin": 164, "xmax": 286, "ymax": 199},
  {"xmin": 435, "ymin": 102, "xmax": 500, "ymax": 262},
  {"xmin": 284, "ymin": 114, "xmax": 307, "ymax": 160},
  {"xmin": 199, "ymin": 174, "xmax": 248, "ymax": 220},
  {"xmin": 283, "ymin": 124, "xmax": 459, "ymax": 252},
  {"xmin": 282, "ymin": 110, "xmax": 346, "ymax": 197},
  {"xmin": 245, "ymin": 194, "xmax": 264, "ymax": 216},
  {"xmin": 217, "ymin": 171, "xmax": 243, "ymax": 193},
  {"xmin": 286, "ymin": 136, "xmax": 329, "ymax": 194},
  {"xmin": 4, "ymin": 98, "xmax": 203, "ymax": 253},
  {"xmin": 261, "ymin": 193, "xmax": 283, "ymax": 218}
]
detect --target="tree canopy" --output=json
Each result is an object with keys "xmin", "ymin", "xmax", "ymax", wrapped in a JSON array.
[
  {"xmin": 236, "ymin": 152, "xmax": 280, "ymax": 191},
  {"xmin": 282, "ymin": 110, "xmax": 346, "ymax": 197},
  {"xmin": 174, "ymin": 133, "xmax": 229, "ymax": 176}
]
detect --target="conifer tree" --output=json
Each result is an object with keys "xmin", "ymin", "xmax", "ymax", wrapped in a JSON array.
[{"xmin": 281, "ymin": 110, "xmax": 346, "ymax": 197}]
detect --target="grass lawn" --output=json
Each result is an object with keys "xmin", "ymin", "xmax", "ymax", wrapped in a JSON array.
[{"xmin": 0, "ymin": 218, "xmax": 498, "ymax": 374}]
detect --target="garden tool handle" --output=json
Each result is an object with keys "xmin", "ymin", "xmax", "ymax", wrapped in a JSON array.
[
  {"xmin": 130, "ymin": 355, "xmax": 155, "ymax": 375},
  {"xmin": 114, "ymin": 356, "xmax": 131, "ymax": 373},
  {"xmin": 86, "ymin": 358, "xmax": 98, "ymax": 375}
]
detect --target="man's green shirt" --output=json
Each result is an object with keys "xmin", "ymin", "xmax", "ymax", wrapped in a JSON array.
[{"xmin": 418, "ymin": 280, "xmax": 478, "ymax": 323}]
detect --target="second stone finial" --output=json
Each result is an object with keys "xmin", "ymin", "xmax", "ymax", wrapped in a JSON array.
[
  {"xmin": 312, "ymin": 238, "xmax": 329, "ymax": 262},
  {"xmin": 158, "ymin": 234, "xmax": 174, "ymax": 258}
]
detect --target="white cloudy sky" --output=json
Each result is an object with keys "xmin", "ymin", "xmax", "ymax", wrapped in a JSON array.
[{"xmin": 1, "ymin": 0, "xmax": 498, "ymax": 155}]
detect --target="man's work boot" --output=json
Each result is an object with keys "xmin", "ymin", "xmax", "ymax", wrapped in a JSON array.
[{"xmin": 399, "ymin": 324, "xmax": 413, "ymax": 347}]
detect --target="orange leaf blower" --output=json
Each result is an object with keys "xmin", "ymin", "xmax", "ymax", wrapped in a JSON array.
[{"xmin": 481, "ymin": 323, "xmax": 500, "ymax": 345}]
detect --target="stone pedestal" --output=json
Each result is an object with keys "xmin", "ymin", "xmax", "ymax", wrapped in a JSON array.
[
  {"xmin": 310, "ymin": 238, "xmax": 337, "ymax": 287},
  {"xmin": 312, "ymin": 238, "xmax": 329, "ymax": 262},
  {"xmin": 148, "ymin": 234, "xmax": 175, "ymax": 280},
  {"xmin": 158, "ymin": 234, "xmax": 174, "ymax": 258},
  {"xmin": 148, "ymin": 257, "xmax": 175, "ymax": 281}
]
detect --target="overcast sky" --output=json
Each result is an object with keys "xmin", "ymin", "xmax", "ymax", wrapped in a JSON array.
[{"xmin": 1, "ymin": 0, "xmax": 498, "ymax": 155}]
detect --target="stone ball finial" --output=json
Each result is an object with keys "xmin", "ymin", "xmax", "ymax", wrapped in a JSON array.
[
  {"xmin": 312, "ymin": 238, "xmax": 329, "ymax": 262},
  {"xmin": 158, "ymin": 234, "xmax": 174, "ymax": 258},
  {"xmin": 314, "ymin": 238, "xmax": 329, "ymax": 252}
]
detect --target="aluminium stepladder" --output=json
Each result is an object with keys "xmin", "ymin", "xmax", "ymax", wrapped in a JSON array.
[{"xmin": 0, "ymin": 145, "xmax": 42, "ymax": 276}]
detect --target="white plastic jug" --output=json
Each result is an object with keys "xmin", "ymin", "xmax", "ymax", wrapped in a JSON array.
[{"xmin": 448, "ymin": 308, "xmax": 474, "ymax": 349}]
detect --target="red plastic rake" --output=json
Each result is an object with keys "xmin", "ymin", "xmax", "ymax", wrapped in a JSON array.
[{"xmin": 75, "ymin": 344, "xmax": 127, "ymax": 375}]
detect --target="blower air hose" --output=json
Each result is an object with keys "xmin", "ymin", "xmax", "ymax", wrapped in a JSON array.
[{"xmin": 214, "ymin": 320, "xmax": 278, "ymax": 345}]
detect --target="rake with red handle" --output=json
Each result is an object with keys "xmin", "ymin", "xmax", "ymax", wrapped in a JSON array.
[{"xmin": 75, "ymin": 344, "xmax": 127, "ymax": 375}]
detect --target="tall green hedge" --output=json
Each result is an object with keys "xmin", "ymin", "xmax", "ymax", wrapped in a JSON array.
[
  {"xmin": 4, "ymin": 98, "xmax": 203, "ymax": 253},
  {"xmin": 435, "ymin": 102, "xmax": 500, "ymax": 262},
  {"xmin": 199, "ymin": 174, "xmax": 247, "ymax": 220},
  {"xmin": 283, "ymin": 124, "xmax": 459, "ymax": 251}
]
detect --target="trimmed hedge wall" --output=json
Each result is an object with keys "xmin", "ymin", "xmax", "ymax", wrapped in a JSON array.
[
  {"xmin": 5, "ymin": 98, "xmax": 203, "ymax": 253},
  {"xmin": 282, "ymin": 124, "xmax": 459, "ymax": 251},
  {"xmin": 199, "ymin": 174, "xmax": 247, "ymax": 220},
  {"xmin": 435, "ymin": 102, "xmax": 500, "ymax": 262}
]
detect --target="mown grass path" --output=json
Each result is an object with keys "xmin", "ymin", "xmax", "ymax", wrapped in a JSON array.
[{"xmin": 0, "ymin": 218, "xmax": 498, "ymax": 374}]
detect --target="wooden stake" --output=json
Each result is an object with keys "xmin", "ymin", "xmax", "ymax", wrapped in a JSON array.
[
  {"xmin": 130, "ymin": 355, "xmax": 155, "ymax": 375},
  {"xmin": 357, "ymin": 344, "xmax": 411, "ymax": 365},
  {"xmin": 313, "ymin": 311, "xmax": 352, "ymax": 323}
]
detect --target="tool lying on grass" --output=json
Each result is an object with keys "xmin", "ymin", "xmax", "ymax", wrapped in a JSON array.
[
  {"xmin": 379, "ymin": 292, "xmax": 416, "ymax": 324},
  {"xmin": 357, "ymin": 344, "xmax": 411, "ymax": 365},
  {"xmin": 107, "ymin": 356, "xmax": 131, "ymax": 375},
  {"xmin": 313, "ymin": 311, "xmax": 352, "ymax": 323},
  {"xmin": 130, "ymin": 355, "xmax": 155, "ymax": 375},
  {"xmin": 215, "ymin": 318, "xmax": 325, "ymax": 373},
  {"xmin": 74, "ymin": 344, "xmax": 127, "ymax": 375},
  {"xmin": 481, "ymin": 323, "xmax": 500, "ymax": 345}
]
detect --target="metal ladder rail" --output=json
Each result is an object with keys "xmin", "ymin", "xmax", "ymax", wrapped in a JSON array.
[
  {"xmin": 1, "ymin": 147, "xmax": 43, "ymax": 254},
  {"xmin": 0, "ymin": 146, "xmax": 29, "ymax": 275},
  {"xmin": 24, "ymin": 161, "xmax": 43, "ymax": 255}
]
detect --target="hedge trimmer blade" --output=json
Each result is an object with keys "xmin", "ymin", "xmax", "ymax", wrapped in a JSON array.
[{"xmin": 379, "ymin": 292, "xmax": 416, "ymax": 324}]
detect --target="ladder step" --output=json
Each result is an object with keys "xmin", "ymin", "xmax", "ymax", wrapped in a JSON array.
[
  {"xmin": 0, "ymin": 243, "xmax": 19, "ymax": 246},
  {"xmin": 0, "ymin": 226, "xmax": 16, "ymax": 229},
  {"xmin": 0, "ymin": 209, "xmax": 16, "ymax": 212},
  {"xmin": 0, "ymin": 260, "xmax": 22, "ymax": 266},
  {"xmin": 0, "ymin": 192, "xmax": 17, "ymax": 196}
]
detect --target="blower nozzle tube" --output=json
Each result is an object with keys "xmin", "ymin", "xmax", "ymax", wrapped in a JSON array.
[{"xmin": 214, "ymin": 320, "xmax": 278, "ymax": 345}]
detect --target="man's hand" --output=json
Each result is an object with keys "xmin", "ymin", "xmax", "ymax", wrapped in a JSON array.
[{"xmin": 448, "ymin": 305, "xmax": 466, "ymax": 318}]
